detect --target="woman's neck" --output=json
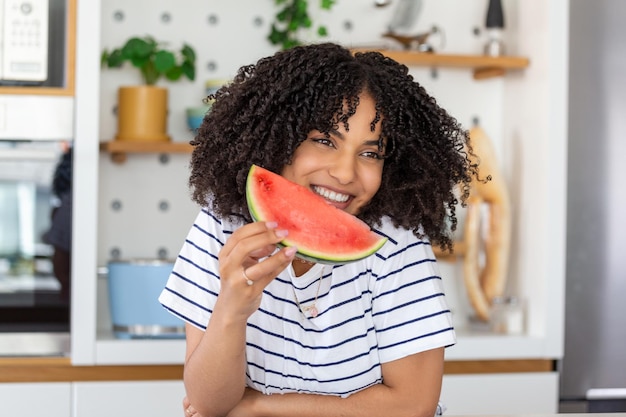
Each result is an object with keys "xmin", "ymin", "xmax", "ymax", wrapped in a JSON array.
[{"xmin": 292, "ymin": 257, "xmax": 316, "ymax": 277}]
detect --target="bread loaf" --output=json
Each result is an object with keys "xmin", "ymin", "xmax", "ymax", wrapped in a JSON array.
[{"xmin": 462, "ymin": 126, "xmax": 512, "ymax": 321}]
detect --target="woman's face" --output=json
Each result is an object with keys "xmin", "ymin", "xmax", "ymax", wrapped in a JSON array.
[{"xmin": 281, "ymin": 93, "xmax": 384, "ymax": 215}]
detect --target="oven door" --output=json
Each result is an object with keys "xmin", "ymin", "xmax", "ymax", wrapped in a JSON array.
[{"xmin": 0, "ymin": 140, "xmax": 71, "ymax": 356}]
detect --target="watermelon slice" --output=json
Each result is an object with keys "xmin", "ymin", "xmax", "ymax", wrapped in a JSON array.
[{"xmin": 246, "ymin": 164, "xmax": 387, "ymax": 264}]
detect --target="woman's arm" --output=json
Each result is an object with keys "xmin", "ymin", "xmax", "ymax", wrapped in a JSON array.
[
  {"xmin": 183, "ymin": 221, "xmax": 296, "ymax": 417},
  {"xmin": 232, "ymin": 347, "xmax": 445, "ymax": 417},
  {"xmin": 183, "ymin": 319, "xmax": 247, "ymax": 417}
]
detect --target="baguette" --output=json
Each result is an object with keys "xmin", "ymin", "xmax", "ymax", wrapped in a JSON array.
[
  {"xmin": 431, "ymin": 127, "xmax": 512, "ymax": 321},
  {"xmin": 462, "ymin": 194, "xmax": 491, "ymax": 320},
  {"xmin": 462, "ymin": 126, "xmax": 512, "ymax": 321}
]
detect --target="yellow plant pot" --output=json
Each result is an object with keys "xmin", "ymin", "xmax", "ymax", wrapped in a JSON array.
[{"xmin": 115, "ymin": 86, "xmax": 170, "ymax": 142}]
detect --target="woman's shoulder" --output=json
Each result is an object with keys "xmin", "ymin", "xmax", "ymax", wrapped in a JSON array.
[
  {"xmin": 370, "ymin": 217, "xmax": 434, "ymax": 262},
  {"xmin": 372, "ymin": 217, "xmax": 430, "ymax": 247},
  {"xmin": 191, "ymin": 208, "xmax": 246, "ymax": 238}
]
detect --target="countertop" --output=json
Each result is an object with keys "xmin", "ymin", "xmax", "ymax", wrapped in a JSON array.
[{"xmin": 447, "ymin": 415, "xmax": 626, "ymax": 417}]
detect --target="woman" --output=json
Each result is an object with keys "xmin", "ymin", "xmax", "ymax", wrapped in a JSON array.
[{"xmin": 159, "ymin": 42, "xmax": 479, "ymax": 417}]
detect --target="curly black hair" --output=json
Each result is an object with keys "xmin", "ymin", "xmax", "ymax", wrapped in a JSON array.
[{"xmin": 189, "ymin": 43, "xmax": 479, "ymax": 251}]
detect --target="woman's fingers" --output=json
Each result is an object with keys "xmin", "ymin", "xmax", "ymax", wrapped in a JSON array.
[
  {"xmin": 220, "ymin": 221, "xmax": 289, "ymax": 273},
  {"xmin": 220, "ymin": 221, "xmax": 280, "ymax": 260},
  {"xmin": 183, "ymin": 396, "xmax": 198, "ymax": 416},
  {"xmin": 216, "ymin": 236, "xmax": 297, "ymax": 319},
  {"xmin": 219, "ymin": 221, "xmax": 292, "ymax": 279},
  {"xmin": 241, "ymin": 245, "xmax": 297, "ymax": 287}
]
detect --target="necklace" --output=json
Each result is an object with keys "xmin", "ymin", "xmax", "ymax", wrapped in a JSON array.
[{"xmin": 293, "ymin": 270, "xmax": 324, "ymax": 318}]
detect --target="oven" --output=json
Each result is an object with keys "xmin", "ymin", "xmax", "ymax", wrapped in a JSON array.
[{"xmin": 0, "ymin": 139, "xmax": 71, "ymax": 356}]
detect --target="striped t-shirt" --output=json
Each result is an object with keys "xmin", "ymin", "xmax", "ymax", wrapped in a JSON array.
[{"xmin": 159, "ymin": 209, "xmax": 456, "ymax": 397}]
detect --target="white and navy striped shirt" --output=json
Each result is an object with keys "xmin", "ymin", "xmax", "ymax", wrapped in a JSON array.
[{"xmin": 159, "ymin": 209, "xmax": 455, "ymax": 397}]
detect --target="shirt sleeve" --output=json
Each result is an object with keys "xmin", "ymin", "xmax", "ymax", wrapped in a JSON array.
[
  {"xmin": 370, "ymin": 224, "xmax": 456, "ymax": 364},
  {"xmin": 158, "ymin": 209, "xmax": 235, "ymax": 330}
]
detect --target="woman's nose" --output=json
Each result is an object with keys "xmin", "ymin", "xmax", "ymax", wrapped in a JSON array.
[{"xmin": 328, "ymin": 153, "xmax": 356, "ymax": 185}]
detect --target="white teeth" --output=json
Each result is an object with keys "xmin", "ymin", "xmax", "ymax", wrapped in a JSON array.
[{"xmin": 313, "ymin": 186, "xmax": 350, "ymax": 203}]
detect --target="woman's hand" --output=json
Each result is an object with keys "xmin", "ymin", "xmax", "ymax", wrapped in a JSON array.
[
  {"xmin": 183, "ymin": 395, "xmax": 199, "ymax": 417},
  {"xmin": 182, "ymin": 389, "xmax": 262, "ymax": 417},
  {"xmin": 216, "ymin": 221, "xmax": 297, "ymax": 320}
]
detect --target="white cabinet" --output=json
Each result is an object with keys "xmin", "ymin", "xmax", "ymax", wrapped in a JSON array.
[
  {"xmin": 441, "ymin": 373, "xmax": 559, "ymax": 415},
  {"xmin": 0, "ymin": 383, "xmax": 71, "ymax": 417},
  {"xmin": 74, "ymin": 380, "xmax": 186, "ymax": 417}
]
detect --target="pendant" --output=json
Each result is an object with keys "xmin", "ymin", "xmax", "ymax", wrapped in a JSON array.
[{"xmin": 308, "ymin": 305, "xmax": 318, "ymax": 318}]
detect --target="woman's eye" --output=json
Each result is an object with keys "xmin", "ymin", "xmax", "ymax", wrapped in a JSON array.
[
  {"xmin": 312, "ymin": 138, "xmax": 334, "ymax": 147},
  {"xmin": 362, "ymin": 150, "xmax": 384, "ymax": 160}
]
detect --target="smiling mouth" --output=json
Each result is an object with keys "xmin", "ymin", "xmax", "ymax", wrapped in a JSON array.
[{"xmin": 312, "ymin": 185, "xmax": 350, "ymax": 203}]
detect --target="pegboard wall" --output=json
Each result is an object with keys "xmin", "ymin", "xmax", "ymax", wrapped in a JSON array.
[{"xmin": 97, "ymin": 0, "xmax": 519, "ymax": 322}]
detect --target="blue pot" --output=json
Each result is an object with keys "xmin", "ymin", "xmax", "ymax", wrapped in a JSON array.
[{"xmin": 107, "ymin": 259, "xmax": 184, "ymax": 339}]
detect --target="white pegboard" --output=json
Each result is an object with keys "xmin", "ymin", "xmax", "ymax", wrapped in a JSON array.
[
  {"xmin": 97, "ymin": 0, "xmax": 518, "ymax": 325},
  {"xmin": 97, "ymin": 152, "xmax": 198, "ymax": 262}
]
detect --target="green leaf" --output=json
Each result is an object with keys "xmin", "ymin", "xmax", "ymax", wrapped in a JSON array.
[
  {"xmin": 317, "ymin": 25, "xmax": 328, "ymax": 37},
  {"xmin": 121, "ymin": 37, "xmax": 153, "ymax": 59},
  {"xmin": 295, "ymin": 0, "xmax": 307, "ymax": 14},
  {"xmin": 103, "ymin": 49, "xmax": 124, "ymax": 68},
  {"xmin": 276, "ymin": 8, "xmax": 289, "ymax": 22},
  {"xmin": 101, "ymin": 50, "xmax": 109, "ymax": 67},
  {"xmin": 283, "ymin": 38, "xmax": 300, "ymax": 49},
  {"xmin": 129, "ymin": 55, "xmax": 149, "ymax": 70},
  {"xmin": 181, "ymin": 44, "xmax": 196, "ymax": 62},
  {"xmin": 269, "ymin": 25, "xmax": 288, "ymax": 45},
  {"xmin": 288, "ymin": 19, "xmax": 300, "ymax": 31},
  {"xmin": 181, "ymin": 61, "xmax": 195, "ymax": 81},
  {"xmin": 165, "ymin": 66, "xmax": 183, "ymax": 81},
  {"xmin": 320, "ymin": 0, "xmax": 335, "ymax": 10},
  {"xmin": 154, "ymin": 50, "xmax": 176, "ymax": 73}
]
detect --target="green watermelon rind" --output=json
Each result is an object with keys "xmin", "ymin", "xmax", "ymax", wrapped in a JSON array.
[
  {"xmin": 245, "ymin": 165, "xmax": 387, "ymax": 265},
  {"xmin": 276, "ymin": 238, "xmax": 387, "ymax": 265}
]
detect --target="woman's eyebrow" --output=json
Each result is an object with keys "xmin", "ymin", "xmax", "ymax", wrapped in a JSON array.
[
  {"xmin": 328, "ymin": 129, "xmax": 380, "ymax": 146},
  {"xmin": 328, "ymin": 129, "xmax": 345, "ymax": 140}
]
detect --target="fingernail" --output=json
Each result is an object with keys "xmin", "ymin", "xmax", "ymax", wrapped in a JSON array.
[
  {"xmin": 266, "ymin": 221, "xmax": 278, "ymax": 229},
  {"xmin": 284, "ymin": 246, "xmax": 297, "ymax": 257},
  {"xmin": 275, "ymin": 229, "xmax": 289, "ymax": 238}
]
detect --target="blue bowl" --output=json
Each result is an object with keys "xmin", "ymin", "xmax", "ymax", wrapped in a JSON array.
[{"xmin": 186, "ymin": 105, "xmax": 212, "ymax": 131}]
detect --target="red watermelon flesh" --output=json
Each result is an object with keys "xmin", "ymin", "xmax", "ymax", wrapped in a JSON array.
[{"xmin": 245, "ymin": 164, "xmax": 387, "ymax": 264}]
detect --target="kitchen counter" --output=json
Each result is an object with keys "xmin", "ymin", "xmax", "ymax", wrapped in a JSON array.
[
  {"xmin": 0, "ymin": 355, "xmax": 552, "ymax": 383},
  {"xmin": 0, "ymin": 357, "xmax": 182, "ymax": 383}
]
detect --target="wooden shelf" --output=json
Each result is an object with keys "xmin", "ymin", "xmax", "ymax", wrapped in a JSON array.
[
  {"xmin": 100, "ymin": 140, "xmax": 193, "ymax": 163},
  {"xmin": 350, "ymin": 49, "xmax": 530, "ymax": 80}
]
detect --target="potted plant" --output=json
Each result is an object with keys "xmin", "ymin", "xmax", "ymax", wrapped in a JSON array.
[
  {"xmin": 101, "ymin": 36, "xmax": 196, "ymax": 142},
  {"xmin": 268, "ymin": 0, "xmax": 336, "ymax": 50}
]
